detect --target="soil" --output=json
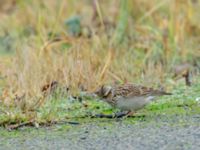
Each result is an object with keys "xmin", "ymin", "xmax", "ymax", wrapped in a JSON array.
[{"xmin": 0, "ymin": 114, "xmax": 200, "ymax": 150}]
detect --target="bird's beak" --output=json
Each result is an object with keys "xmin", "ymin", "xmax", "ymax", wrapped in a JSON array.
[{"xmin": 87, "ymin": 90, "xmax": 99, "ymax": 98}]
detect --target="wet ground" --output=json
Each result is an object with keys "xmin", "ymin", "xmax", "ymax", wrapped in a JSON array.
[{"xmin": 0, "ymin": 114, "xmax": 200, "ymax": 150}]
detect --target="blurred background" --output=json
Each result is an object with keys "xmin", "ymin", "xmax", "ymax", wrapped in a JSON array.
[{"xmin": 0, "ymin": 0, "xmax": 200, "ymax": 108}]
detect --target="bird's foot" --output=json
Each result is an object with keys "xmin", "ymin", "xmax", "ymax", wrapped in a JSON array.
[{"xmin": 114, "ymin": 111, "xmax": 134, "ymax": 118}]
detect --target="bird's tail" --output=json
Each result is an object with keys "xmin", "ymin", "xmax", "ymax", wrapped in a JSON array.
[
  {"xmin": 161, "ymin": 91, "xmax": 172, "ymax": 95},
  {"xmin": 154, "ymin": 90, "xmax": 172, "ymax": 96}
]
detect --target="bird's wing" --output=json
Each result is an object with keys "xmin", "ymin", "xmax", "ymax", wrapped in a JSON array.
[{"xmin": 113, "ymin": 84, "xmax": 168, "ymax": 98}]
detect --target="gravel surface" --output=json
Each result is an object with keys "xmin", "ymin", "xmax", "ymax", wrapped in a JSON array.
[{"xmin": 0, "ymin": 114, "xmax": 200, "ymax": 150}]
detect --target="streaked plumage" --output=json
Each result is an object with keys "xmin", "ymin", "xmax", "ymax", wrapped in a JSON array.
[{"xmin": 95, "ymin": 84, "xmax": 171, "ymax": 112}]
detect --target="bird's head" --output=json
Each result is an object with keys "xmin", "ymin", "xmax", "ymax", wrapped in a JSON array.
[{"xmin": 94, "ymin": 85, "xmax": 112, "ymax": 98}]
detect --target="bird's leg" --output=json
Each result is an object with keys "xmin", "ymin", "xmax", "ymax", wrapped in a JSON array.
[
  {"xmin": 120, "ymin": 111, "xmax": 135, "ymax": 119},
  {"xmin": 126, "ymin": 111, "xmax": 135, "ymax": 117},
  {"xmin": 114, "ymin": 111, "xmax": 129, "ymax": 118}
]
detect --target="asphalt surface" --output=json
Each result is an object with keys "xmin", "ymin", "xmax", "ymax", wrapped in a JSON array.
[{"xmin": 0, "ymin": 114, "xmax": 200, "ymax": 150}]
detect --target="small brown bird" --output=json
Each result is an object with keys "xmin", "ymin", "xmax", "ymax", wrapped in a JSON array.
[
  {"xmin": 95, "ymin": 84, "xmax": 171, "ymax": 116},
  {"xmin": 173, "ymin": 63, "xmax": 192, "ymax": 86}
]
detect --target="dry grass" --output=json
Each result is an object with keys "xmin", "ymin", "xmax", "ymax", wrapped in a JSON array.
[{"xmin": 0, "ymin": 0, "xmax": 200, "ymax": 111}]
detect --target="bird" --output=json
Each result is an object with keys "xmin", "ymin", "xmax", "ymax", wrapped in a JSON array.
[
  {"xmin": 173, "ymin": 63, "xmax": 192, "ymax": 86},
  {"xmin": 94, "ymin": 83, "xmax": 171, "ymax": 117}
]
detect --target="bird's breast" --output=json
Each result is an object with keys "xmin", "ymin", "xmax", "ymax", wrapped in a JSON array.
[{"xmin": 116, "ymin": 96, "xmax": 155, "ymax": 111}]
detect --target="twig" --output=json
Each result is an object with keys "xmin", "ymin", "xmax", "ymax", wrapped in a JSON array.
[
  {"xmin": 5, "ymin": 120, "xmax": 80, "ymax": 131},
  {"xmin": 96, "ymin": 49, "xmax": 113, "ymax": 88},
  {"xmin": 139, "ymin": 0, "xmax": 170, "ymax": 23},
  {"xmin": 6, "ymin": 120, "xmax": 35, "ymax": 131}
]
